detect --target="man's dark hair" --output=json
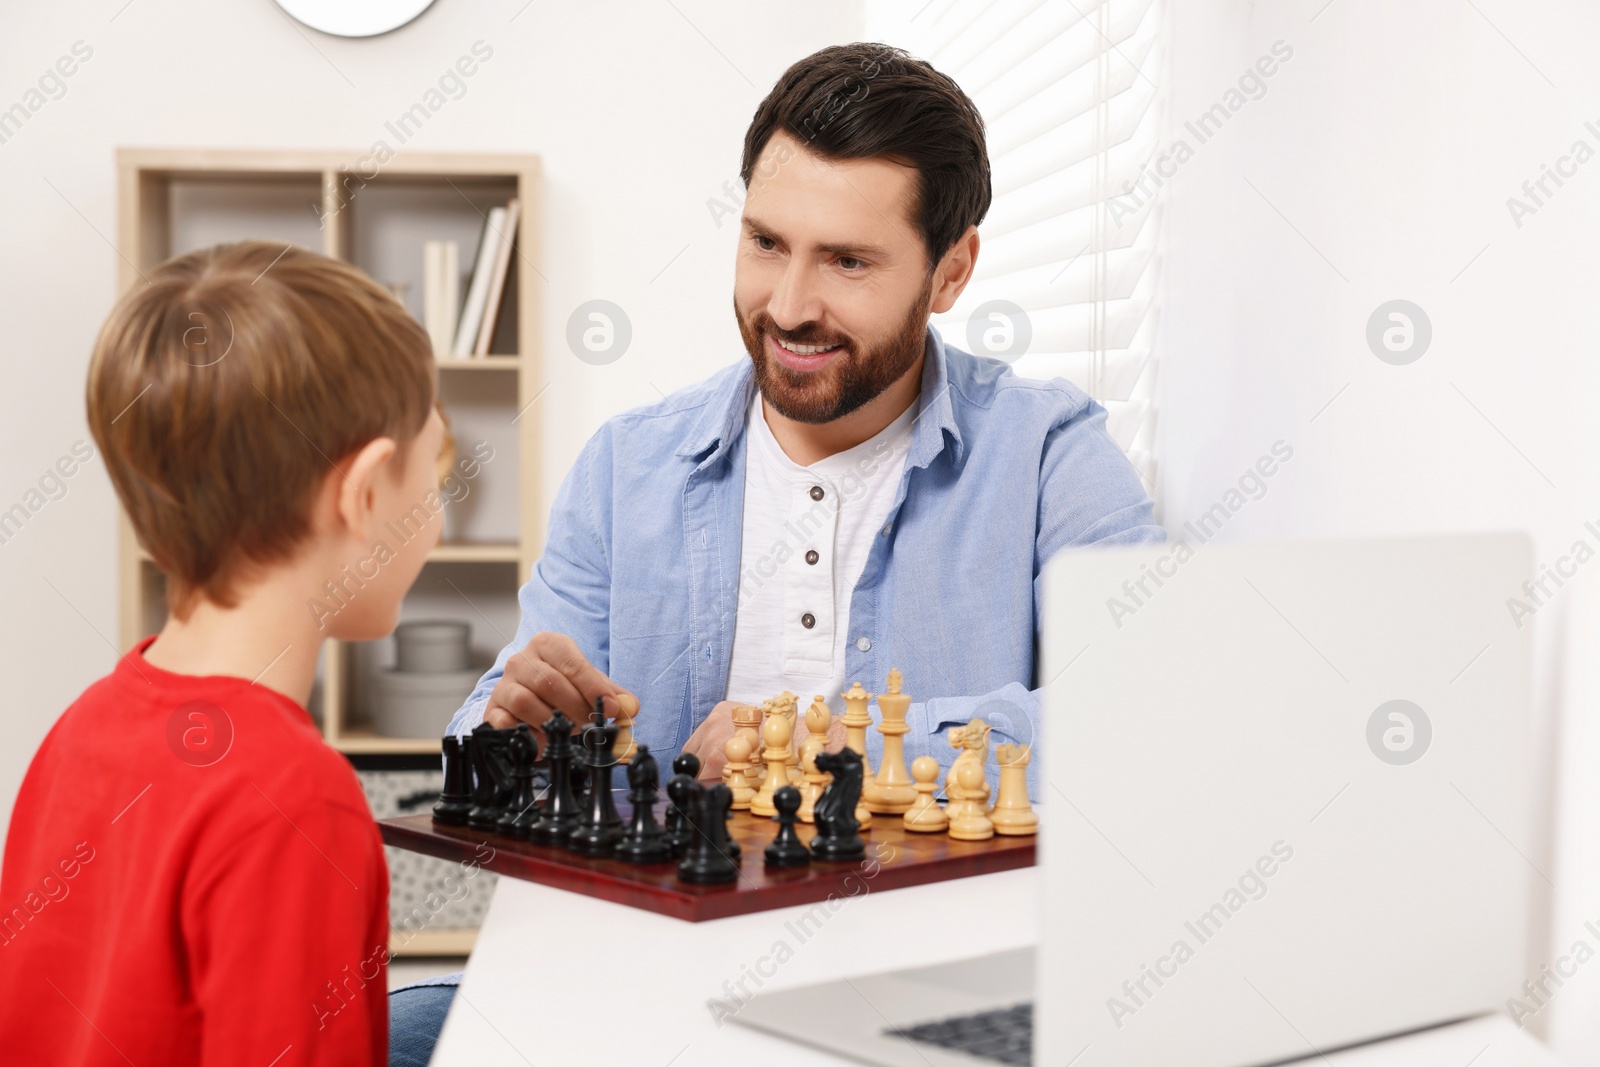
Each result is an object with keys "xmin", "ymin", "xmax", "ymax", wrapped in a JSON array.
[{"xmin": 741, "ymin": 42, "xmax": 991, "ymax": 269}]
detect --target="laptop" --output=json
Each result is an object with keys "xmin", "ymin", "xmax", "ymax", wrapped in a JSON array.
[{"xmin": 729, "ymin": 533, "xmax": 1536, "ymax": 1066}]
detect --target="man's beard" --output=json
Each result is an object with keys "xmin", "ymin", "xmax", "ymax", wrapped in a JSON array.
[{"xmin": 735, "ymin": 282, "xmax": 932, "ymax": 425}]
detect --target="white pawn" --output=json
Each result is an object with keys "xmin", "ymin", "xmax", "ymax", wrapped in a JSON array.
[
  {"xmin": 798, "ymin": 697, "xmax": 832, "ymax": 824},
  {"xmin": 947, "ymin": 761, "xmax": 994, "ymax": 842},
  {"xmin": 614, "ymin": 693, "xmax": 639, "ymax": 763},
  {"xmin": 902, "ymin": 756, "xmax": 949, "ymax": 833},
  {"xmin": 723, "ymin": 734, "xmax": 756, "ymax": 811},
  {"xmin": 750, "ymin": 709, "xmax": 793, "ymax": 818}
]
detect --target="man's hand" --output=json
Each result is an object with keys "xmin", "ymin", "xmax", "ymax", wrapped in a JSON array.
[
  {"xmin": 683, "ymin": 700, "xmax": 742, "ymax": 781},
  {"xmin": 483, "ymin": 633, "xmax": 634, "ymax": 740}
]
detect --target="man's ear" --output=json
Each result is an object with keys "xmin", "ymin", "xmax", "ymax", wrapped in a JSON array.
[
  {"xmin": 930, "ymin": 226, "xmax": 981, "ymax": 315},
  {"xmin": 328, "ymin": 436, "xmax": 399, "ymax": 542}
]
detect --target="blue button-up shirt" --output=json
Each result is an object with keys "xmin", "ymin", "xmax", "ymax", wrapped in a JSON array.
[{"xmin": 448, "ymin": 327, "xmax": 1163, "ymax": 796}]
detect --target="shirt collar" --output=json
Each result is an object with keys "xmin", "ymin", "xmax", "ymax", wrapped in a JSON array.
[
  {"xmin": 906, "ymin": 325, "xmax": 964, "ymax": 470},
  {"xmin": 677, "ymin": 325, "xmax": 964, "ymax": 468}
]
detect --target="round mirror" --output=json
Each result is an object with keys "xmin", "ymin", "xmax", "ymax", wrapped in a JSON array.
[{"xmin": 272, "ymin": 0, "xmax": 436, "ymax": 37}]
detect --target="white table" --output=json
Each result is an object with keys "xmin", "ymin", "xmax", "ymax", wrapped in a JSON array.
[
  {"xmin": 432, "ymin": 868, "xmax": 1564, "ymax": 1066},
  {"xmin": 434, "ymin": 866, "xmax": 1038, "ymax": 1064}
]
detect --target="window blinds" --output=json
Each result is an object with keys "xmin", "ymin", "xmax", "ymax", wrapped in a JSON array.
[{"xmin": 865, "ymin": 0, "xmax": 1167, "ymax": 495}]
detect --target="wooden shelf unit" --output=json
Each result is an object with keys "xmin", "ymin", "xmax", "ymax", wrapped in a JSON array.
[
  {"xmin": 137, "ymin": 541, "xmax": 525, "ymax": 568},
  {"xmin": 391, "ymin": 927, "xmax": 479, "ymax": 957},
  {"xmin": 115, "ymin": 148, "xmax": 542, "ymax": 957},
  {"xmin": 436, "ymin": 355, "xmax": 522, "ymax": 371}
]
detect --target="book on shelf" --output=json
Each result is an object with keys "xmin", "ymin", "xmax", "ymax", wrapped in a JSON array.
[
  {"xmin": 423, "ymin": 240, "xmax": 459, "ymax": 358},
  {"xmin": 452, "ymin": 205, "xmax": 506, "ymax": 357},
  {"xmin": 474, "ymin": 198, "xmax": 520, "ymax": 356},
  {"xmin": 485, "ymin": 253, "xmax": 518, "ymax": 356}
]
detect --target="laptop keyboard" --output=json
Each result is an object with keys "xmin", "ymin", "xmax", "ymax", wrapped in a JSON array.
[{"xmin": 892, "ymin": 1002, "xmax": 1034, "ymax": 1064}]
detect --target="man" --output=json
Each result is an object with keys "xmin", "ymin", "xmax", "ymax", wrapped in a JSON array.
[
  {"xmin": 391, "ymin": 40, "xmax": 1162, "ymax": 1067},
  {"xmin": 432, "ymin": 41, "xmax": 1160, "ymax": 812},
  {"xmin": 447, "ymin": 41, "xmax": 1161, "ymax": 781}
]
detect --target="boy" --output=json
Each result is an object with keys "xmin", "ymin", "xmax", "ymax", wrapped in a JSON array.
[{"xmin": 0, "ymin": 241, "xmax": 443, "ymax": 1065}]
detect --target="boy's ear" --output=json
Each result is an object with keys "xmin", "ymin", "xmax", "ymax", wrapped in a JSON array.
[{"xmin": 330, "ymin": 437, "xmax": 399, "ymax": 541}]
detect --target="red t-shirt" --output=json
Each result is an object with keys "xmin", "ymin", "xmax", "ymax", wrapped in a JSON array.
[{"xmin": 0, "ymin": 638, "xmax": 389, "ymax": 1065}]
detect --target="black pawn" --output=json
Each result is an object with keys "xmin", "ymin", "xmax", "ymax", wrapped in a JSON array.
[
  {"xmin": 567, "ymin": 712, "xmax": 623, "ymax": 856},
  {"xmin": 764, "ymin": 785, "xmax": 811, "ymax": 869},
  {"xmin": 810, "ymin": 748, "xmax": 867, "ymax": 862},
  {"xmin": 664, "ymin": 751, "xmax": 700, "ymax": 857},
  {"xmin": 677, "ymin": 783, "xmax": 740, "ymax": 885},
  {"xmin": 432, "ymin": 734, "xmax": 473, "ymax": 826},
  {"xmin": 498, "ymin": 725, "xmax": 542, "ymax": 838},
  {"xmin": 528, "ymin": 711, "xmax": 580, "ymax": 846},
  {"xmin": 614, "ymin": 744, "xmax": 672, "ymax": 864}
]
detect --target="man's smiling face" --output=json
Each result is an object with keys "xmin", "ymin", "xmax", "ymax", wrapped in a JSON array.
[{"xmin": 733, "ymin": 130, "xmax": 935, "ymax": 425}]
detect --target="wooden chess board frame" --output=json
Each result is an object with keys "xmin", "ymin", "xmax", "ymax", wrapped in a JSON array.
[{"xmin": 380, "ymin": 796, "xmax": 1035, "ymax": 922}]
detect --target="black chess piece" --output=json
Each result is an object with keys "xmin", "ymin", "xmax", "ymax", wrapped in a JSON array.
[
  {"xmin": 614, "ymin": 744, "xmax": 672, "ymax": 864},
  {"xmin": 528, "ymin": 710, "xmax": 581, "ymax": 846},
  {"xmin": 810, "ymin": 748, "xmax": 867, "ymax": 862},
  {"xmin": 664, "ymin": 751, "xmax": 701, "ymax": 857},
  {"xmin": 665, "ymin": 773, "xmax": 696, "ymax": 858},
  {"xmin": 590, "ymin": 699, "xmax": 624, "ymax": 831},
  {"xmin": 672, "ymin": 752, "xmax": 701, "ymax": 779},
  {"xmin": 722, "ymin": 802, "xmax": 741, "ymax": 861},
  {"xmin": 568, "ymin": 749, "xmax": 590, "ymax": 802},
  {"xmin": 676, "ymin": 783, "xmax": 740, "ymax": 885},
  {"xmin": 488, "ymin": 731, "xmax": 518, "ymax": 818},
  {"xmin": 498, "ymin": 725, "xmax": 542, "ymax": 838},
  {"xmin": 467, "ymin": 724, "xmax": 515, "ymax": 830},
  {"xmin": 567, "ymin": 712, "xmax": 623, "ymax": 856},
  {"xmin": 465, "ymin": 723, "xmax": 497, "ymax": 828},
  {"xmin": 764, "ymin": 785, "xmax": 811, "ymax": 868},
  {"xmin": 432, "ymin": 734, "xmax": 473, "ymax": 826}
]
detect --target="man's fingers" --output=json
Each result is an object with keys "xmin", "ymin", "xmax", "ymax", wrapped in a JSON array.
[
  {"xmin": 698, "ymin": 748, "xmax": 728, "ymax": 782},
  {"xmin": 685, "ymin": 706, "xmax": 740, "ymax": 782},
  {"xmin": 486, "ymin": 679, "xmax": 553, "ymax": 730},
  {"xmin": 504, "ymin": 651, "xmax": 589, "ymax": 722},
  {"xmin": 533, "ymin": 632, "xmax": 632, "ymax": 717}
]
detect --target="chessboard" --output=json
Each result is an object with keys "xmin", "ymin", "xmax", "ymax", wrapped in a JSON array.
[{"xmin": 379, "ymin": 797, "xmax": 1035, "ymax": 923}]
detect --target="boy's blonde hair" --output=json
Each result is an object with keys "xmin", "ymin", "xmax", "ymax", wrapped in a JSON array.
[{"xmin": 87, "ymin": 241, "xmax": 436, "ymax": 618}]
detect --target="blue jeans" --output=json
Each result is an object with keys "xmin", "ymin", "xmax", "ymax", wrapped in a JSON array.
[{"xmin": 389, "ymin": 972, "xmax": 462, "ymax": 1067}]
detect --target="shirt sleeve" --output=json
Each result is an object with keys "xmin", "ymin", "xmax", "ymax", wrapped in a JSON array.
[
  {"xmin": 1036, "ymin": 394, "xmax": 1163, "ymax": 555},
  {"xmin": 448, "ymin": 426, "xmax": 617, "ymax": 736},
  {"xmin": 906, "ymin": 393, "xmax": 1166, "ymax": 801},
  {"xmin": 184, "ymin": 796, "xmax": 389, "ymax": 1067}
]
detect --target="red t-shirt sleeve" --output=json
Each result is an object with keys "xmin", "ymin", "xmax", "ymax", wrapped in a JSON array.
[{"xmin": 183, "ymin": 792, "xmax": 388, "ymax": 1067}]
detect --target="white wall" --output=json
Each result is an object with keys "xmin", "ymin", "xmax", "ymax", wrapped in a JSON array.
[
  {"xmin": 1161, "ymin": 0, "xmax": 1600, "ymax": 1058},
  {"xmin": 0, "ymin": 0, "xmax": 861, "ymax": 837}
]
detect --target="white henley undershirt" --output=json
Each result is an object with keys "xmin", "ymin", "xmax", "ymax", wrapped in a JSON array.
[{"xmin": 723, "ymin": 391, "xmax": 917, "ymax": 712}]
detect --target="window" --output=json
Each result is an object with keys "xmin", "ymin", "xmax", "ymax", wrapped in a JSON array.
[{"xmin": 867, "ymin": 0, "xmax": 1167, "ymax": 498}]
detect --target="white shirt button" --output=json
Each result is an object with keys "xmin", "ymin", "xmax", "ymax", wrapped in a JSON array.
[{"xmin": 856, "ymin": 637, "xmax": 871, "ymax": 652}]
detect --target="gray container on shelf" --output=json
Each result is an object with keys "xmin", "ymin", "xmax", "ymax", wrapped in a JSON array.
[
  {"xmin": 371, "ymin": 668, "xmax": 480, "ymax": 739},
  {"xmin": 370, "ymin": 620, "xmax": 476, "ymax": 738},
  {"xmin": 394, "ymin": 620, "xmax": 471, "ymax": 673}
]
